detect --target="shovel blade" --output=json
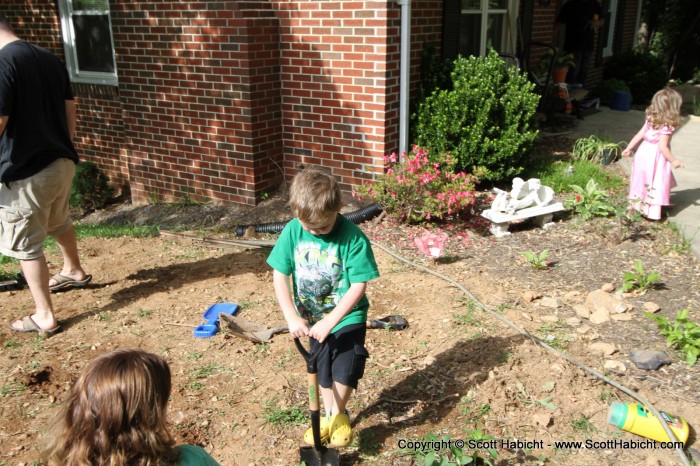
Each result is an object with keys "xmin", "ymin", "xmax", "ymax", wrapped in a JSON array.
[{"xmin": 299, "ymin": 445, "xmax": 340, "ymax": 466}]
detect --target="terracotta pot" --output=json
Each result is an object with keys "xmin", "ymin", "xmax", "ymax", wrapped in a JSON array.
[{"xmin": 552, "ymin": 67, "xmax": 568, "ymax": 84}]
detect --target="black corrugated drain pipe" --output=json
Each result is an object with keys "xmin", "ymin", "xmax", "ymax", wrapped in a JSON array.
[{"xmin": 235, "ymin": 203, "xmax": 383, "ymax": 237}]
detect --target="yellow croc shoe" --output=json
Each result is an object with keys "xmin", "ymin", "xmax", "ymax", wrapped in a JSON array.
[
  {"xmin": 329, "ymin": 412, "xmax": 353, "ymax": 447},
  {"xmin": 304, "ymin": 415, "xmax": 330, "ymax": 445}
]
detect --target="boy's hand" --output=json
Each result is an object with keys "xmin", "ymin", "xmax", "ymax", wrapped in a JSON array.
[
  {"xmin": 287, "ymin": 315, "xmax": 310, "ymax": 338},
  {"xmin": 309, "ymin": 318, "xmax": 335, "ymax": 344},
  {"xmin": 622, "ymin": 148, "xmax": 632, "ymax": 158}
]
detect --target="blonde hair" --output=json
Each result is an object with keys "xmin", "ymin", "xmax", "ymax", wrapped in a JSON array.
[
  {"xmin": 289, "ymin": 167, "xmax": 342, "ymax": 228},
  {"xmin": 646, "ymin": 87, "xmax": 682, "ymax": 129},
  {"xmin": 42, "ymin": 349, "xmax": 179, "ymax": 466}
]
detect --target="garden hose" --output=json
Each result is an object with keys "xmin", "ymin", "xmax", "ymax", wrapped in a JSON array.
[
  {"xmin": 370, "ymin": 241, "xmax": 691, "ymax": 466},
  {"xmin": 225, "ymin": 215, "xmax": 691, "ymax": 466}
]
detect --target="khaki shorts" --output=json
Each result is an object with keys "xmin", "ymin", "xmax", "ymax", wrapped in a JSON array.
[{"xmin": 0, "ymin": 158, "xmax": 76, "ymax": 260}]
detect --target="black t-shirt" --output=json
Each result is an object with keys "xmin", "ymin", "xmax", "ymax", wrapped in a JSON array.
[
  {"xmin": 557, "ymin": 0, "xmax": 603, "ymax": 53},
  {"xmin": 0, "ymin": 40, "xmax": 78, "ymax": 183}
]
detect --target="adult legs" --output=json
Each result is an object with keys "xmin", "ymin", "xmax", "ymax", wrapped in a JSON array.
[
  {"xmin": 13, "ymin": 255, "xmax": 58, "ymax": 331},
  {"xmin": 48, "ymin": 224, "xmax": 89, "ymax": 285}
]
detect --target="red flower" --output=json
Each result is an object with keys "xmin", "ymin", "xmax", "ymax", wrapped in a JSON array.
[{"xmin": 575, "ymin": 195, "xmax": 582, "ymax": 202}]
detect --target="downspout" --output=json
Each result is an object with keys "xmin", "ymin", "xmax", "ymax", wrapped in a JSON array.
[{"xmin": 397, "ymin": 0, "xmax": 411, "ymax": 157}]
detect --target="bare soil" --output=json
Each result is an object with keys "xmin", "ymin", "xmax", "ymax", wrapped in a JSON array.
[{"xmin": 1, "ymin": 144, "xmax": 699, "ymax": 466}]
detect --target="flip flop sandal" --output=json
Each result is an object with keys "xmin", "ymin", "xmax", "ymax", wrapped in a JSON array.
[
  {"xmin": 329, "ymin": 413, "xmax": 353, "ymax": 447},
  {"xmin": 9, "ymin": 315, "xmax": 61, "ymax": 336},
  {"xmin": 49, "ymin": 273, "xmax": 92, "ymax": 292},
  {"xmin": 304, "ymin": 414, "xmax": 330, "ymax": 445},
  {"xmin": 367, "ymin": 315, "xmax": 408, "ymax": 331}
]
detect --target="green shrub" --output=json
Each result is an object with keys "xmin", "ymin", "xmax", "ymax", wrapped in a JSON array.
[
  {"xmin": 591, "ymin": 79, "xmax": 630, "ymax": 106},
  {"xmin": 603, "ymin": 51, "xmax": 668, "ymax": 104},
  {"xmin": 70, "ymin": 161, "xmax": 114, "ymax": 212},
  {"xmin": 412, "ymin": 49, "xmax": 539, "ymax": 183}
]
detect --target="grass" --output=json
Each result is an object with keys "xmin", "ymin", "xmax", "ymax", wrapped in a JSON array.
[
  {"xmin": 522, "ymin": 158, "xmax": 626, "ymax": 194},
  {"xmin": 0, "ymin": 223, "xmax": 160, "ymax": 278},
  {"xmin": 263, "ymin": 397, "xmax": 307, "ymax": 428}
]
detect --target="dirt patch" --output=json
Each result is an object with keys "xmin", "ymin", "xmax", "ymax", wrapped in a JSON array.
[{"xmin": 1, "ymin": 157, "xmax": 699, "ymax": 465}]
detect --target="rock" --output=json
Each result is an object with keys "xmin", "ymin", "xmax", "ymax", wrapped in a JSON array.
[
  {"xmin": 565, "ymin": 317, "xmax": 581, "ymax": 326},
  {"xmin": 423, "ymin": 355, "xmax": 437, "ymax": 366},
  {"xmin": 643, "ymin": 302, "xmax": 661, "ymax": 313},
  {"xmin": 585, "ymin": 289, "xmax": 631, "ymax": 318},
  {"xmin": 522, "ymin": 290, "xmax": 541, "ymax": 302},
  {"xmin": 540, "ymin": 297, "xmax": 563, "ymax": 308},
  {"xmin": 604, "ymin": 360, "xmax": 626, "ymax": 373},
  {"xmin": 533, "ymin": 412, "xmax": 552, "ymax": 427},
  {"xmin": 610, "ymin": 313, "xmax": 633, "ymax": 321},
  {"xmin": 629, "ymin": 350, "xmax": 670, "ymax": 370},
  {"xmin": 564, "ymin": 290, "xmax": 581, "ymax": 301},
  {"xmin": 576, "ymin": 325, "xmax": 591, "ymax": 334},
  {"xmin": 574, "ymin": 305, "xmax": 591, "ymax": 319},
  {"xmin": 601, "ymin": 283, "xmax": 615, "ymax": 292},
  {"xmin": 521, "ymin": 312, "xmax": 533, "ymax": 321},
  {"xmin": 589, "ymin": 342, "xmax": 617, "ymax": 356},
  {"xmin": 540, "ymin": 315, "xmax": 559, "ymax": 323},
  {"xmin": 589, "ymin": 308, "xmax": 611, "ymax": 324}
]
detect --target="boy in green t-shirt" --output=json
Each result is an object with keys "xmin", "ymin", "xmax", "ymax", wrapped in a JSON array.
[{"xmin": 267, "ymin": 167, "xmax": 379, "ymax": 447}]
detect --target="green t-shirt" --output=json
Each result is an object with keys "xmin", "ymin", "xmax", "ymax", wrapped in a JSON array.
[
  {"xmin": 176, "ymin": 444, "xmax": 220, "ymax": 466},
  {"xmin": 266, "ymin": 215, "xmax": 380, "ymax": 333}
]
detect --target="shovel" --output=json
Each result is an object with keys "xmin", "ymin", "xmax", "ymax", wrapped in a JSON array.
[
  {"xmin": 294, "ymin": 338, "xmax": 340, "ymax": 466},
  {"xmin": 219, "ymin": 314, "xmax": 289, "ymax": 343}
]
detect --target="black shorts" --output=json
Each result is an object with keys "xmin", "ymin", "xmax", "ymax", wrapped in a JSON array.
[{"xmin": 310, "ymin": 324, "xmax": 368, "ymax": 390}]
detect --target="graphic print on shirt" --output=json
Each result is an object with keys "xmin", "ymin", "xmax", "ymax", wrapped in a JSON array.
[{"xmin": 294, "ymin": 241, "xmax": 344, "ymax": 324}]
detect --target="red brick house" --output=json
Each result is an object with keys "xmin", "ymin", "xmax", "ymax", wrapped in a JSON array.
[{"xmin": 1, "ymin": 0, "xmax": 640, "ymax": 206}]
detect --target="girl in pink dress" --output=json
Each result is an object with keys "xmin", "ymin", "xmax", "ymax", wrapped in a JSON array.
[{"xmin": 623, "ymin": 87, "xmax": 684, "ymax": 220}]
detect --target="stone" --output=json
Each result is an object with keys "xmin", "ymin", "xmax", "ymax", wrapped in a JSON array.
[
  {"xmin": 585, "ymin": 289, "xmax": 630, "ymax": 317},
  {"xmin": 521, "ymin": 312, "xmax": 533, "ymax": 321},
  {"xmin": 643, "ymin": 302, "xmax": 661, "ymax": 313},
  {"xmin": 589, "ymin": 342, "xmax": 617, "ymax": 356},
  {"xmin": 610, "ymin": 313, "xmax": 633, "ymax": 321},
  {"xmin": 533, "ymin": 412, "xmax": 552, "ymax": 427},
  {"xmin": 589, "ymin": 308, "xmax": 611, "ymax": 324},
  {"xmin": 540, "ymin": 315, "xmax": 559, "ymax": 323},
  {"xmin": 522, "ymin": 290, "xmax": 541, "ymax": 302},
  {"xmin": 565, "ymin": 317, "xmax": 581, "ymax": 326},
  {"xmin": 601, "ymin": 283, "xmax": 615, "ymax": 293},
  {"xmin": 540, "ymin": 297, "xmax": 563, "ymax": 308},
  {"xmin": 604, "ymin": 360, "xmax": 626, "ymax": 373},
  {"xmin": 574, "ymin": 305, "xmax": 591, "ymax": 319},
  {"xmin": 629, "ymin": 350, "xmax": 670, "ymax": 370}
]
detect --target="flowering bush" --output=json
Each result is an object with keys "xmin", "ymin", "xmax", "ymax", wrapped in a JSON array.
[
  {"xmin": 564, "ymin": 179, "xmax": 615, "ymax": 220},
  {"xmin": 353, "ymin": 146, "xmax": 477, "ymax": 224}
]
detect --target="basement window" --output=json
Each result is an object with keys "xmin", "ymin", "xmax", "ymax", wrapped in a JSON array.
[{"xmin": 57, "ymin": 0, "xmax": 117, "ymax": 86}]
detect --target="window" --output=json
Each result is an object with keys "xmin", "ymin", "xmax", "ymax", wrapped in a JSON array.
[
  {"xmin": 57, "ymin": 0, "xmax": 117, "ymax": 85},
  {"xmin": 602, "ymin": 0, "xmax": 618, "ymax": 57},
  {"xmin": 443, "ymin": 0, "xmax": 518, "ymax": 60}
]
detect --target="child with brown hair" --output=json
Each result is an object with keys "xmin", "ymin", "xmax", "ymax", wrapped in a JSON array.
[
  {"xmin": 267, "ymin": 166, "xmax": 380, "ymax": 447},
  {"xmin": 623, "ymin": 87, "xmax": 684, "ymax": 220},
  {"xmin": 42, "ymin": 348, "xmax": 220, "ymax": 465}
]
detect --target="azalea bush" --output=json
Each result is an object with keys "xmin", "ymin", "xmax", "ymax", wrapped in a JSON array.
[{"xmin": 354, "ymin": 146, "xmax": 477, "ymax": 224}]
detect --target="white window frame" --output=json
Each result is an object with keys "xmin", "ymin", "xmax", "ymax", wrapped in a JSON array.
[
  {"xmin": 461, "ymin": 0, "xmax": 518, "ymax": 57},
  {"xmin": 603, "ymin": 0, "xmax": 618, "ymax": 57},
  {"xmin": 57, "ymin": 0, "xmax": 118, "ymax": 86}
]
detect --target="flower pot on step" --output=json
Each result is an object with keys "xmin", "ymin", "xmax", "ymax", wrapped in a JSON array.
[{"xmin": 552, "ymin": 67, "xmax": 568, "ymax": 84}]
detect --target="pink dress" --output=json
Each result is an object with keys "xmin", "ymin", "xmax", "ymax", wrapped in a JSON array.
[{"xmin": 628, "ymin": 121, "xmax": 676, "ymax": 220}]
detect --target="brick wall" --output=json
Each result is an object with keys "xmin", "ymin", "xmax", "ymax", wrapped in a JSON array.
[
  {"xmin": 270, "ymin": 0, "xmax": 403, "ymax": 192},
  {"xmin": 8, "ymin": 1, "xmax": 640, "ymax": 206}
]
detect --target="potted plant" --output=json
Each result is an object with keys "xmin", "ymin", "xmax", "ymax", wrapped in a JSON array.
[
  {"xmin": 572, "ymin": 135, "xmax": 626, "ymax": 165},
  {"xmin": 538, "ymin": 48, "xmax": 576, "ymax": 84}
]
